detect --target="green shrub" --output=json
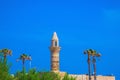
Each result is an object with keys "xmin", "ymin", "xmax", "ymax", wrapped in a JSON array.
[
  {"xmin": 0, "ymin": 59, "xmax": 13, "ymax": 80},
  {"xmin": 27, "ymin": 68, "xmax": 40, "ymax": 80},
  {"xmin": 62, "ymin": 74, "xmax": 76, "ymax": 80},
  {"xmin": 39, "ymin": 72, "xmax": 61, "ymax": 80}
]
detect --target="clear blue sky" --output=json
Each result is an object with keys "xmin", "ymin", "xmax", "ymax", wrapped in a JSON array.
[{"xmin": 0, "ymin": 0, "xmax": 120, "ymax": 79}]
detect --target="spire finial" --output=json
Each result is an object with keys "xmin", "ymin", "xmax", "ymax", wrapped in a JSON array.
[{"xmin": 52, "ymin": 32, "xmax": 58, "ymax": 41}]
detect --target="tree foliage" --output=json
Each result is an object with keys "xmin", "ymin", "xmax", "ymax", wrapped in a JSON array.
[
  {"xmin": 62, "ymin": 74, "xmax": 76, "ymax": 80},
  {"xmin": 0, "ymin": 58, "xmax": 13, "ymax": 80}
]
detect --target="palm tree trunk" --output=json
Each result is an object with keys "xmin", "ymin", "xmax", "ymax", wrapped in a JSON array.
[
  {"xmin": 22, "ymin": 60, "xmax": 25, "ymax": 71},
  {"xmin": 88, "ymin": 55, "xmax": 91, "ymax": 80},
  {"xmin": 4, "ymin": 55, "xmax": 7, "ymax": 63},
  {"xmin": 22, "ymin": 59, "xmax": 25, "ymax": 80},
  {"xmin": 93, "ymin": 57, "xmax": 96, "ymax": 80},
  {"xmin": 94, "ymin": 63, "xmax": 96, "ymax": 80}
]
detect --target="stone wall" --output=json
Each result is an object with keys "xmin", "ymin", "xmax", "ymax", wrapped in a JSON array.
[{"xmin": 69, "ymin": 74, "xmax": 115, "ymax": 80}]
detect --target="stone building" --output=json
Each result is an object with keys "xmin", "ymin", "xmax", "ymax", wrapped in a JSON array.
[{"xmin": 69, "ymin": 74, "xmax": 115, "ymax": 80}]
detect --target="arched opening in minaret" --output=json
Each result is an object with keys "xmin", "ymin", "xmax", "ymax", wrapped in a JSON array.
[{"xmin": 55, "ymin": 41, "xmax": 57, "ymax": 46}]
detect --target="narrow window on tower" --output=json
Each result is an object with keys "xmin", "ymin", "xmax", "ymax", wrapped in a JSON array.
[{"xmin": 55, "ymin": 41, "xmax": 57, "ymax": 46}]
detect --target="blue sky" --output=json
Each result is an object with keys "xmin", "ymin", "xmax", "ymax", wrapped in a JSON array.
[{"xmin": 0, "ymin": 0, "xmax": 120, "ymax": 79}]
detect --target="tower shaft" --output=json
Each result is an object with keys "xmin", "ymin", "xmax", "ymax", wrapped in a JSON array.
[
  {"xmin": 50, "ymin": 32, "xmax": 60, "ymax": 72},
  {"xmin": 50, "ymin": 47, "xmax": 60, "ymax": 72}
]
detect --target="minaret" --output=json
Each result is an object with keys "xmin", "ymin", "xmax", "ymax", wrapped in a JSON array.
[{"xmin": 50, "ymin": 32, "xmax": 60, "ymax": 72}]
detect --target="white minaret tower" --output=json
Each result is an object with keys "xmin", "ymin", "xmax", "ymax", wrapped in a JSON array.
[{"xmin": 50, "ymin": 32, "xmax": 60, "ymax": 72}]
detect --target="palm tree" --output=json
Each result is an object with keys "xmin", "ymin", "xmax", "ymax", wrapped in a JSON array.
[
  {"xmin": 91, "ymin": 50, "xmax": 101, "ymax": 80},
  {"xmin": 0, "ymin": 48, "xmax": 12, "ymax": 62},
  {"xmin": 17, "ymin": 53, "xmax": 32, "ymax": 70},
  {"xmin": 84, "ymin": 49, "xmax": 93, "ymax": 80}
]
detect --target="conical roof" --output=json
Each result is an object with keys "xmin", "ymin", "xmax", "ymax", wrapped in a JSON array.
[{"xmin": 52, "ymin": 32, "xmax": 58, "ymax": 41}]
